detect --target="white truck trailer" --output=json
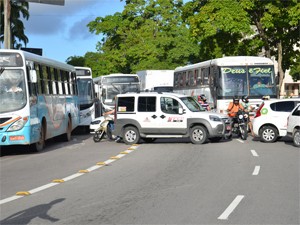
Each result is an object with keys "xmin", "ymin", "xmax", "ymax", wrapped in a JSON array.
[{"xmin": 137, "ymin": 70, "xmax": 174, "ymax": 92}]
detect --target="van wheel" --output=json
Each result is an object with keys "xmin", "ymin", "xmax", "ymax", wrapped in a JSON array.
[
  {"xmin": 190, "ymin": 125, "xmax": 207, "ymax": 144},
  {"xmin": 293, "ymin": 129, "xmax": 300, "ymax": 148},
  {"xmin": 260, "ymin": 125, "xmax": 278, "ymax": 143},
  {"xmin": 123, "ymin": 126, "xmax": 140, "ymax": 145}
]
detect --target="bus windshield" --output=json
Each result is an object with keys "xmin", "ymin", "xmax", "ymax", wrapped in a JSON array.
[
  {"xmin": 102, "ymin": 83, "xmax": 140, "ymax": 106},
  {"xmin": 77, "ymin": 78, "xmax": 94, "ymax": 109},
  {"xmin": 219, "ymin": 65, "xmax": 276, "ymax": 98},
  {"xmin": 0, "ymin": 69, "xmax": 26, "ymax": 113}
]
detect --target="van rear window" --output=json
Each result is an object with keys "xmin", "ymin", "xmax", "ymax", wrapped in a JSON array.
[{"xmin": 117, "ymin": 97, "xmax": 135, "ymax": 112}]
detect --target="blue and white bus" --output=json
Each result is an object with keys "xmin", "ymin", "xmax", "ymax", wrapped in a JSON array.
[
  {"xmin": 174, "ymin": 56, "xmax": 277, "ymax": 113},
  {"xmin": 75, "ymin": 67, "xmax": 96, "ymax": 128},
  {"xmin": 0, "ymin": 50, "xmax": 80, "ymax": 151}
]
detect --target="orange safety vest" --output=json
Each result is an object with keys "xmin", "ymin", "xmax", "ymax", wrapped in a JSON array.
[{"xmin": 227, "ymin": 102, "xmax": 244, "ymax": 117}]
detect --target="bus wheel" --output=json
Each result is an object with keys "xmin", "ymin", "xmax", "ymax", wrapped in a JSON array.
[
  {"xmin": 33, "ymin": 124, "xmax": 45, "ymax": 152},
  {"xmin": 63, "ymin": 117, "xmax": 72, "ymax": 142}
]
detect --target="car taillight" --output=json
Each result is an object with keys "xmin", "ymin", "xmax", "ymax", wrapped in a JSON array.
[{"xmin": 255, "ymin": 103, "xmax": 264, "ymax": 118}]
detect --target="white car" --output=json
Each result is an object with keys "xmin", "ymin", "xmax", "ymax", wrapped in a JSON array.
[
  {"xmin": 287, "ymin": 104, "xmax": 300, "ymax": 147},
  {"xmin": 252, "ymin": 98, "xmax": 300, "ymax": 142}
]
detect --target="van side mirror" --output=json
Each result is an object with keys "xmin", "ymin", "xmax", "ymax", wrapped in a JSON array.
[
  {"xmin": 30, "ymin": 70, "xmax": 37, "ymax": 83},
  {"xmin": 178, "ymin": 108, "xmax": 185, "ymax": 115}
]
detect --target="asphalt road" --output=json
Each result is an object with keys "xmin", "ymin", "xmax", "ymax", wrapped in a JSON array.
[{"xmin": 0, "ymin": 134, "xmax": 299, "ymax": 225}]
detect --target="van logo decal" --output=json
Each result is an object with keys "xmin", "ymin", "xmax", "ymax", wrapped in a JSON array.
[{"xmin": 168, "ymin": 117, "xmax": 184, "ymax": 122}]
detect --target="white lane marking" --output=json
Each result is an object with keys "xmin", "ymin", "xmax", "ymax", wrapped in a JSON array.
[
  {"xmin": 0, "ymin": 196, "xmax": 23, "ymax": 205},
  {"xmin": 236, "ymin": 139, "xmax": 244, "ymax": 143},
  {"xmin": 252, "ymin": 166, "xmax": 260, "ymax": 176},
  {"xmin": 63, "ymin": 173, "xmax": 84, "ymax": 181},
  {"xmin": 29, "ymin": 183, "xmax": 59, "ymax": 194},
  {"xmin": 0, "ymin": 144, "xmax": 140, "ymax": 205},
  {"xmin": 251, "ymin": 150, "xmax": 259, "ymax": 157},
  {"xmin": 218, "ymin": 195, "xmax": 245, "ymax": 220}
]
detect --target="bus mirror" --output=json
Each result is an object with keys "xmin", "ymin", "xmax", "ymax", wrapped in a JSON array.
[{"xmin": 30, "ymin": 70, "xmax": 37, "ymax": 83}]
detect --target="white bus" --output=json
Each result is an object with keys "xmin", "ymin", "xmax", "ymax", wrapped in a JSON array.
[
  {"xmin": 0, "ymin": 50, "xmax": 80, "ymax": 151},
  {"xmin": 75, "ymin": 67, "xmax": 96, "ymax": 127},
  {"xmin": 94, "ymin": 74, "xmax": 140, "ymax": 114},
  {"xmin": 174, "ymin": 56, "xmax": 277, "ymax": 113}
]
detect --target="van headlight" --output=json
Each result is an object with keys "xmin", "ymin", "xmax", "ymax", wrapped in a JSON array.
[
  {"xmin": 209, "ymin": 115, "xmax": 221, "ymax": 122},
  {"xmin": 7, "ymin": 117, "xmax": 28, "ymax": 132}
]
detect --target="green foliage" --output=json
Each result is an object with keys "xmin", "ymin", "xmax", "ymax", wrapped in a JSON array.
[
  {"xmin": 88, "ymin": 0, "xmax": 199, "ymax": 74},
  {"xmin": 66, "ymin": 56, "xmax": 85, "ymax": 67},
  {"xmin": 290, "ymin": 56, "xmax": 300, "ymax": 82},
  {"xmin": 0, "ymin": 1, "xmax": 29, "ymax": 48}
]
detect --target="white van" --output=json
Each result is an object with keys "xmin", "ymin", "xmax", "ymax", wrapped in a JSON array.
[{"xmin": 113, "ymin": 92, "xmax": 231, "ymax": 145}]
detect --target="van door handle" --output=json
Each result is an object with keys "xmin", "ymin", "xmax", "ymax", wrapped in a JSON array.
[
  {"xmin": 152, "ymin": 115, "xmax": 157, "ymax": 119},
  {"xmin": 160, "ymin": 115, "xmax": 165, "ymax": 119}
]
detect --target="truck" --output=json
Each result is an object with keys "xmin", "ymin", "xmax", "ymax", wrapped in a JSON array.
[{"xmin": 137, "ymin": 70, "xmax": 174, "ymax": 92}]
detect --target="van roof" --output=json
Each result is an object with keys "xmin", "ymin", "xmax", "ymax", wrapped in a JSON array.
[{"xmin": 116, "ymin": 91, "xmax": 187, "ymax": 98}]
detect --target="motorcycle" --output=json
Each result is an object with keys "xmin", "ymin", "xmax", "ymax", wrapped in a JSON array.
[
  {"xmin": 230, "ymin": 109, "xmax": 249, "ymax": 140},
  {"xmin": 93, "ymin": 116, "xmax": 115, "ymax": 142}
]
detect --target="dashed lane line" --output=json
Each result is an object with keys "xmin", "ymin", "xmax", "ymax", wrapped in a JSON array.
[
  {"xmin": 218, "ymin": 195, "xmax": 245, "ymax": 220},
  {"xmin": 251, "ymin": 149, "xmax": 259, "ymax": 157},
  {"xmin": 252, "ymin": 166, "xmax": 261, "ymax": 176},
  {"xmin": 0, "ymin": 145, "xmax": 140, "ymax": 205}
]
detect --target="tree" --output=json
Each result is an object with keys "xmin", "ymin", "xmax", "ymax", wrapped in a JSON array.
[
  {"xmin": 185, "ymin": 0, "xmax": 300, "ymax": 96},
  {"xmin": 289, "ymin": 56, "xmax": 300, "ymax": 82},
  {"xmin": 0, "ymin": 0, "xmax": 29, "ymax": 48},
  {"xmin": 66, "ymin": 56, "xmax": 85, "ymax": 67},
  {"xmin": 88, "ymin": 0, "xmax": 199, "ymax": 74}
]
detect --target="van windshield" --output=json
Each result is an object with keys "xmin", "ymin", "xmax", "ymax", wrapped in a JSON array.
[{"xmin": 180, "ymin": 96, "xmax": 205, "ymax": 112}]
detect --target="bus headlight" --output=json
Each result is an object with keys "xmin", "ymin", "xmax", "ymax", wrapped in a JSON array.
[
  {"xmin": 7, "ymin": 117, "xmax": 28, "ymax": 132},
  {"xmin": 209, "ymin": 115, "xmax": 221, "ymax": 122}
]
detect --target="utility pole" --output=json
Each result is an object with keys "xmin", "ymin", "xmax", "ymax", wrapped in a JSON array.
[
  {"xmin": 3, "ymin": 0, "xmax": 64, "ymax": 50},
  {"xmin": 4, "ymin": 0, "xmax": 12, "ymax": 49}
]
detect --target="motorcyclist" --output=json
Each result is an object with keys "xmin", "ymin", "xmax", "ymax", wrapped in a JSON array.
[
  {"xmin": 198, "ymin": 94, "xmax": 211, "ymax": 111},
  {"xmin": 227, "ymin": 96, "xmax": 244, "ymax": 118},
  {"xmin": 241, "ymin": 95, "xmax": 254, "ymax": 136},
  {"xmin": 103, "ymin": 109, "xmax": 122, "ymax": 142}
]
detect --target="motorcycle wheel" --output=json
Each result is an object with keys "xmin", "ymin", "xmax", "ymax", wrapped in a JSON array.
[
  {"xmin": 93, "ymin": 130, "xmax": 104, "ymax": 142},
  {"xmin": 240, "ymin": 124, "xmax": 248, "ymax": 140}
]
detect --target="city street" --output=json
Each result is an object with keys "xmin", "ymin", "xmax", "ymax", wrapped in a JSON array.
[{"xmin": 1, "ymin": 134, "xmax": 299, "ymax": 225}]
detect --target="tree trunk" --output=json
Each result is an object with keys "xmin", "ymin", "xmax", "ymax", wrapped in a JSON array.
[{"xmin": 277, "ymin": 41, "xmax": 285, "ymax": 98}]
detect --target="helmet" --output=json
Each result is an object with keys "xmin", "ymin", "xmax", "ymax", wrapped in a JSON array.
[
  {"xmin": 242, "ymin": 95, "xmax": 249, "ymax": 103},
  {"xmin": 200, "ymin": 94, "xmax": 206, "ymax": 101},
  {"xmin": 233, "ymin": 96, "xmax": 239, "ymax": 102}
]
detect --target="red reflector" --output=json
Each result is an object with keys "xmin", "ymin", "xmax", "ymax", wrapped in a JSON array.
[{"xmin": 9, "ymin": 136, "xmax": 25, "ymax": 141}]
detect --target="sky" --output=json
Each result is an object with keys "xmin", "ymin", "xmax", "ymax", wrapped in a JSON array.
[{"xmin": 22, "ymin": 0, "xmax": 126, "ymax": 63}]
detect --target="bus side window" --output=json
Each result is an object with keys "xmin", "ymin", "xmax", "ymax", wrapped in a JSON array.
[
  {"xmin": 197, "ymin": 69, "xmax": 202, "ymax": 85},
  {"xmin": 203, "ymin": 68, "xmax": 209, "ymax": 85}
]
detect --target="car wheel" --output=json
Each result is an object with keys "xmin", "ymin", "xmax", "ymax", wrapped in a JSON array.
[
  {"xmin": 293, "ymin": 129, "xmax": 300, "ymax": 148},
  {"xmin": 259, "ymin": 125, "xmax": 278, "ymax": 143},
  {"xmin": 123, "ymin": 126, "xmax": 140, "ymax": 145},
  {"xmin": 190, "ymin": 125, "xmax": 207, "ymax": 144}
]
